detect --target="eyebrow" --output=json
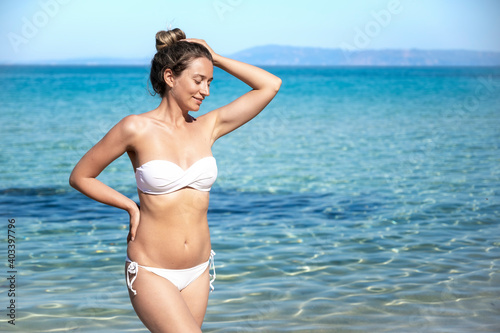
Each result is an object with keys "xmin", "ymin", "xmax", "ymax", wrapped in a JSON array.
[{"xmin": 193, "ymin": 74, "xmax": 213, "ymax": 81}]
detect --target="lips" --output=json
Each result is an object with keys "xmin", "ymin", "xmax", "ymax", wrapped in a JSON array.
[{"xmin": 193, "ymin": 97, "xmax": 203, "ymax": 104}]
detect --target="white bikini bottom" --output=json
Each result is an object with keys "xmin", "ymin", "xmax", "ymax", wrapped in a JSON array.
[{"xmin": 126, "ymin": 250, "xmax": 216, "ymax": 295}]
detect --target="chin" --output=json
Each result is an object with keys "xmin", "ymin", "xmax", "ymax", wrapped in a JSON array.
[{"xmin": 183, "ymin": 103, "xmax": 200, "ymax": 112}]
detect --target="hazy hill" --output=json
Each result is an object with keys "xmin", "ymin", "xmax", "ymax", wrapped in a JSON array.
[
  {"xmin": 229, "ymin": 45, "xmax": 500, "ymax": 66},
  {"xmin": 3, "ymin": 45, "xmax": 500, "ymax": 66}
]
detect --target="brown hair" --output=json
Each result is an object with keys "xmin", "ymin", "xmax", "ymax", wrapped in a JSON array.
[{"xmin": 150, "ymin": 28, "xmax": 213, "ymax": 97}]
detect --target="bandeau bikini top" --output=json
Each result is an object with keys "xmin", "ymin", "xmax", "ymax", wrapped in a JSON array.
[{"xmin": 135, "ymin": 156, "xmax": 217, "ymax": 195}]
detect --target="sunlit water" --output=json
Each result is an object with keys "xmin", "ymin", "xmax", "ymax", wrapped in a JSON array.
[{"xmin": 1, "ymin": 66, "xmax": 499, "ymax": 332}]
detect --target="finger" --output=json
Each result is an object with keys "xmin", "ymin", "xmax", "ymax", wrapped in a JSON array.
[
  {"xmin": 129, "ymin": 221, "xmax": 139, "ymax": 242},
  {"xmin": 182, "ymin": 38, "xmax": 205, "ymax": 44}
]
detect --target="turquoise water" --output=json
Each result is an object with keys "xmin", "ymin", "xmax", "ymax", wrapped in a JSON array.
[{"xmin": 1, "ymin": 65, "xmax": 500, "ymax": 332}]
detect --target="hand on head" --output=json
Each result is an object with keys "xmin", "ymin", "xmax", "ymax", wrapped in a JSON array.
[{"xmin": 181, "ymin": 38, "xmax": 218, "ymax": 61}]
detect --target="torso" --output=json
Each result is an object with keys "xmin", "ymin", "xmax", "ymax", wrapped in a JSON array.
[{"xmin": 126, "ymin": 111, "xmax": 216, "ymax": 269}]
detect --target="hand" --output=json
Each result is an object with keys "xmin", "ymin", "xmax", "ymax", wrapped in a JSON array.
[
  {"xmin": 182, "ymin": 38, "xmax": 220, "ymax": 64},
  {"xmin": 127, "ymin": 204, "xmax": 140, "ymax": 243}
]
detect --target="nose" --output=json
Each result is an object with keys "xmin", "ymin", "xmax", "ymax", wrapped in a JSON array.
[{"xmin": 200, "ymin": 82, "xmax": 210, "ymax": 97}]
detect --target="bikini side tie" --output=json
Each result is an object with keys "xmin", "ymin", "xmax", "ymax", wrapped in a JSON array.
[
  {"xmin": 127, "ymin": 261, "xmax": 139, "ymax": 295},
  {"xmin": 209, "ymin": 250, "xmax": 216, "ymax": 292}
]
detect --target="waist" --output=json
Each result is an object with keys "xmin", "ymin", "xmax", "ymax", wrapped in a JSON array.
[{"xmin": 127, "ymin": 212, "xmax": 211, "ymax": 269}]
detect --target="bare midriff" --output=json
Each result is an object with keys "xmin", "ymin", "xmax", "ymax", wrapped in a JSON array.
[{"xmin": 126, "ymin": 187, "xmax": 211, "ymax": 269}]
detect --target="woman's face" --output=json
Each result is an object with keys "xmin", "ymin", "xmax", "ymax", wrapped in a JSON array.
[{"xmin": 170, "ymin": 57, "xmax": 213, "ymax": 112}]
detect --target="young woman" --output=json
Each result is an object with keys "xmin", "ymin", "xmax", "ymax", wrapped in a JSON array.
[{"xmin": 69, "ymin": 28, "xmax": 281, "ymax": 332}]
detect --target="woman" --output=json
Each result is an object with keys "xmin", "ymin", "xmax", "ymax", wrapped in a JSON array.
[{"xmin": 69, "ymin": 28, "xmax": 281, "ymax": 332}]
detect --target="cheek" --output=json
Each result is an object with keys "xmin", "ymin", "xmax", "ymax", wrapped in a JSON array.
[
  {"xmin": 172, "ymin": 81, "xmax": 190, "ymax": 97},
  {"xmin": 178, "ymin": 79, "xmax": 195, "ymax": 93},
  {"xmin": 188, "ymin": 82, "xmax": 199, "ymax": 93}
]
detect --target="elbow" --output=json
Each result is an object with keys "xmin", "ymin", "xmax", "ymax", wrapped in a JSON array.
[
  {"xmin": 272, "ymin": 77, "xmax": 282, "ymax": 94},
  {"xmin": 68, "ymin": 171, "xmax": 79, "ymax": 190}
]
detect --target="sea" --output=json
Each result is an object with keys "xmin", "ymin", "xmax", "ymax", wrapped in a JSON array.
[{"xmin": 1, "ymin": 65, "xmax": 499, "ymax": 332}]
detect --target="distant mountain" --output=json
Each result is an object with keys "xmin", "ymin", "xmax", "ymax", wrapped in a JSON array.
[
  {"xmin": 229, "ymin": 45, "xmax": 500, "ymax": 66},
  {"xmin": 3, "ymin": 57, "xmax": 151, "ymax": 66},
  {"xmin": 52, "ymin": 57, "xmax": 151, "ymax": 66},
  {"xmin": 3, "ymin": 46, "xmax": 499, "ymax": 66}
]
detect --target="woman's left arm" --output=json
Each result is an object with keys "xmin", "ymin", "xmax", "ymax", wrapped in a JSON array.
[{"xmin": 186, "ymin": 39, "xmax": 282, "ymax": 142}]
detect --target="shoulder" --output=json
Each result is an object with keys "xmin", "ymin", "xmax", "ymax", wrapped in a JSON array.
[
  {"xmin": 114, "ymin": 114, "xmax": 151, "ymax": 137},
  {"xmin": 103, "ymin": 114, "xmax": 153, "ymax": 151},
  {"xmin": 118, "ymin": 114, "xmax": 146, "ymax": 130}
]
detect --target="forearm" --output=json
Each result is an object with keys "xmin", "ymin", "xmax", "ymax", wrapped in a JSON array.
[
  {"xmin": 213, "ymin": 55, "xmax": 281, "ymax": 92},
  {"xmin": 70, "ymin": 176, "xmax": 138, "ymax": 215}
]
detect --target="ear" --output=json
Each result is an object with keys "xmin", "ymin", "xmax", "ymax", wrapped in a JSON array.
[{"xmin": 163, "ymin": 68, "xmax": 175, "ymax": 88}]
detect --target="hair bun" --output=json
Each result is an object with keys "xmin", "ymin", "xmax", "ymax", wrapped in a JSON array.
[{"xmin": 155, "ymin": 28, "xmax": 186, "ymax": 51}]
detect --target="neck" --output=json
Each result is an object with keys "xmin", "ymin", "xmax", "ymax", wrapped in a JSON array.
[{"xmin": 155, "ymin": 94, "xmax": 192, "ymax": 126}]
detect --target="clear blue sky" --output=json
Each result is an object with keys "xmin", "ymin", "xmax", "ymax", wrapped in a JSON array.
[{"xmin": 1, "ymin": 0, "xmax": 499, "ymax": 63}]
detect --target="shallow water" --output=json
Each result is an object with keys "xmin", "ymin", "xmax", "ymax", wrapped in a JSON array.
[{"xmin": 1, "ymin": 66, "xmax": 499, "ymax": 332}]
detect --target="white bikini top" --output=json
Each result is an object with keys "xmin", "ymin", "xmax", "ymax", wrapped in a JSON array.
[{"xmin": 135, "ymin": 156, "xmax": 217, "ymax": 195}]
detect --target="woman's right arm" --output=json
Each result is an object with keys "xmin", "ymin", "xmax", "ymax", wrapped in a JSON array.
[{"xmin": 69, "ymin": 115, "xmax": 141, "ymax": 241}]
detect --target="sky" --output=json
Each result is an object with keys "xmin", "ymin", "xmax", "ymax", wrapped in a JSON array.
[{"xmin": 0, "ymin": 0, "xmax": 499, "ymax": 64}]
